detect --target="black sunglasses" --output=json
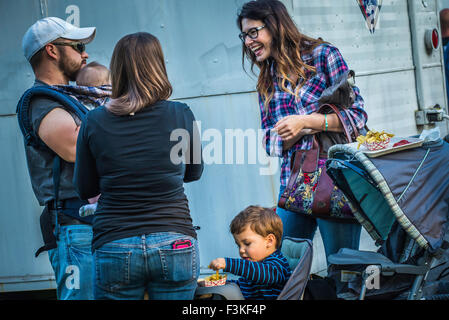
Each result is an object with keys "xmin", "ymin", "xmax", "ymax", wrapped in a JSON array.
[
  {"xmin": 52, "ymin": 41, "xmax": 86, "ymax": 54},
  {"xmin": 239, "ymin": 25, "xmax": 266, "ymax": 42}
]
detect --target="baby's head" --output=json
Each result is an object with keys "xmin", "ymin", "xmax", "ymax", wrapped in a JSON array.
[
  {"xmin": 76, "ymin": 61, "xmax": 111, "ymax": 87},
  {"xmin": 230, "ymin": 206, "xmax": 283, "ymax": 262}
]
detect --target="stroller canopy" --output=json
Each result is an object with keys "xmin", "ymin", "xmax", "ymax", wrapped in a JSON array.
[{"xmin": 326, "ymin": 139, "xmax": 449, "ymax": 254}]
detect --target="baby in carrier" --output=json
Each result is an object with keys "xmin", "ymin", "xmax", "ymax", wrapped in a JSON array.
[{"xmin": 74, "ymin": 62, "xmax": 111, "ymax": 217}]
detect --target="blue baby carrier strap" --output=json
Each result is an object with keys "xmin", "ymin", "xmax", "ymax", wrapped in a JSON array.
[
  {"xmin": 16, "ymin": 86, "xmax": 93, "ymax": 256},
  {"xmin": 16, "ymin": 86, "xmax": 89, "ymax": 148}
]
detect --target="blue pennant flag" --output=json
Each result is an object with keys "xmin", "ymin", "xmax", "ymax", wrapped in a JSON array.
[{"xmin": 357, "ymin": 0, "xmax": 383, "ymax": 34}]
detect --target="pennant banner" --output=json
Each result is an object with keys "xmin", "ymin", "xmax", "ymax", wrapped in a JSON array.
[{"xmin": 357, "ymin": 0, "xmax": 383, "ymax": 34}]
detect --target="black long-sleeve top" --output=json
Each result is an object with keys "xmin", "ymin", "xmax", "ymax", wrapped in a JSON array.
[{"xmin": 74, "ymin": 100, "xmax": 203, "ymax": 250}]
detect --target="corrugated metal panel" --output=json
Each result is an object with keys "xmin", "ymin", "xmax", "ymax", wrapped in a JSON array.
[
  {"xmin": 180, "ymin": 92, "xmax": 280, "ymax": 261},
  {"xmin": 0, "ymin": 0, "xmax": 447, "ymax": 292},
  {"xmin": 292, "ymin": 0, "xmax": 414, "ymax": 72},
  {"xmin": 409, "ymin": 0, "xmax": 449, "ymax": 134},
  {"xmin": 0, "ymin": 116, "xmax": 55, "ymax": 291},
  {"xmin": 41, "ymin": 0, "xmax": 255, "ymax": 99},
  {"xmin": 292, "ymin": 0, "xmax": 416, "ymax": 135},
  {"xmin": 292, "ymin": 0, "xmax": 448, "ymax": 135},
  {"xmin": 0, "ymin": 1, "xmax": 42, "ymax": 115},
  {"xmin": 356, "ymin": 71, "xmax": 419, "ymax": 136}
]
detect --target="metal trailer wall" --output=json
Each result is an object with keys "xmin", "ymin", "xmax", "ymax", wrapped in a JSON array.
[
  {"xmin": 0, "ymin": 0, "xmax": 447, "ymax": 292},
  {"xmin": 440, "ymin": 0, "xmax": 449, "ymax": 10}
]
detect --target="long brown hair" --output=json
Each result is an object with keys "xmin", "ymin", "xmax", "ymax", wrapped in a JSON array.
[
  {"xmin": 237, "ymin": 0, "xmax": 324, "ymax": 111},
  {"xmin": 107, "ymin": 32, "xmax": 172, "ymax": 115}
]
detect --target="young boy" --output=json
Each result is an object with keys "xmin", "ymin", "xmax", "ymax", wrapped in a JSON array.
[{"xmin": 209, "ymin": 206, "xmax": 292, "ymax": 300}]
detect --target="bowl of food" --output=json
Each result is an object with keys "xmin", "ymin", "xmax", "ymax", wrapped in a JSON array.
[
  {"xmin": 357, "ymin": 130, "xmax": 394, "ymax": 151},
  {"xmin": 204, "ymin": 271, "xmax": 227, "ymax": 287}
]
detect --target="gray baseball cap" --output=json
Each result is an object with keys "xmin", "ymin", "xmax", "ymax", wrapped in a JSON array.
[{"xmin": 22, "ymin": 17, "xmax": 96, "ymax": 61}]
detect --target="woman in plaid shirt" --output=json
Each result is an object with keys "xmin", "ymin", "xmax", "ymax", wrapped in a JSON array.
[{"xmin": 237, "ymin": 0, "xmax": 368, "ymax": 263}]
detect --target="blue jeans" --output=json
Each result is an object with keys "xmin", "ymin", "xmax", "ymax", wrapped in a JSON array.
[
  {"xmin": 48, "ymin": 225, "xmax": 94, "ymax": 300},
  {"xmin": 93, "ymin": 232, "xmax": 200, "ymax": 300},
  {"xmin": 277, "ymin": 185, "xmax": 361, "ymax": 264}
]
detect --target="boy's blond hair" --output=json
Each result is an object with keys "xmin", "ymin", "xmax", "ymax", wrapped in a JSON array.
[
  {"xmin": 230, "ymin": 206, "xmax": 283, "ymax": 249},
  {"xmin": 76, "ymin": 61, "xmax": 110, "ymax": 86}
]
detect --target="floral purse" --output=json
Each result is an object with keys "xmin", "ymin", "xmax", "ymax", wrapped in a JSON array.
[{"xmin": 278, "ymin": 104, "xmax": 359, "ymax": 220}]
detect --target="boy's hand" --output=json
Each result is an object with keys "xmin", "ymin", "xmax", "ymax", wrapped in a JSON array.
[{"xmin": 209, "ymin": 258, "xmax": 226, "ymax": 271}]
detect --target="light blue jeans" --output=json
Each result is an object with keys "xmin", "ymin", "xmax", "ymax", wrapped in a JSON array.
[
  {"xmin": 93, "ymin": 232, "xmax": 200, "ymax": 300},
  {"xmin": 48, "ymin": 225, "xmax": 94, "ymax": 300},
  {"xmin": 277, "ymin": 185, "xmax": 361, "ymax": 265}
]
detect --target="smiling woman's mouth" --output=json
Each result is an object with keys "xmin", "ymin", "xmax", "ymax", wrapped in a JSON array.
[{"xmin": 251, "ymin": 45, "xmax": 264, "ymax": 56}]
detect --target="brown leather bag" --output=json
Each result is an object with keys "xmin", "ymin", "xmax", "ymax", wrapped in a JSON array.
[{"xmin": 278, "ymin": 103, "xmax": 359, "ymax": 219}]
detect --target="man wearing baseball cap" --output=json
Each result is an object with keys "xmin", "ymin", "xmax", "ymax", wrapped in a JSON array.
[{"xmin": 19, "ymin": 17, "xmax": 96, "ymax": 300}]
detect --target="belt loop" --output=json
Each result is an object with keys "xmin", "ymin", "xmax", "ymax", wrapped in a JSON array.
[{"xmin": 141, "ymin": 234, "xmax": 146, "ymax": 250}]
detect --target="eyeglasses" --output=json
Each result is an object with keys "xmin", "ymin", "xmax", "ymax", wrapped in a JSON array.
[
  {"xmin": 52, "ymin": 41, "xmax": 86, "ymax": 54},
  {"xmin": 238, "ymin": 25, "xmax": 266, "ymax": 42}
]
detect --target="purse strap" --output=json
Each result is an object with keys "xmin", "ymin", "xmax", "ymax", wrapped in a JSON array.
[
  {"xmin": 318, "ymin": 103, "xmax": 359, "ymax": 142},
  {"xmin": 287, "ymin": 103, "xmax": 360, "ymax": 177}
]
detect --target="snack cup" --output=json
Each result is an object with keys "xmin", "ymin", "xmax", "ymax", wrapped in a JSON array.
[
  {"xmin": 204, "ymin": 274, "xmax": 227, "ymax": 287},
  {"xmin": 363, "ymin": 137, "xmax": 391, "ymax": 151}
]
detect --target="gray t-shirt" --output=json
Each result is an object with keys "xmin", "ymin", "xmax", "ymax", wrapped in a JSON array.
[{"xmin": 24, "ymin": 80, "xmax": 81, "ymax": 206}]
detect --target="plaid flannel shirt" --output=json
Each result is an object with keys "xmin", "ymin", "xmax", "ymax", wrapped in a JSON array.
[{"xmin": 259, "ymin": 43, "xmax": 368, "ymax": 187}]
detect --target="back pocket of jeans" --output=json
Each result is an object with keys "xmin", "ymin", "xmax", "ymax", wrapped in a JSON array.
[
  {"xmin": 159, "ymin": 241, "xmax": 197, "ymax": 282},
  {"xmin": 95, "ymin": 249, "xmax": 131, "ymax": 292}
]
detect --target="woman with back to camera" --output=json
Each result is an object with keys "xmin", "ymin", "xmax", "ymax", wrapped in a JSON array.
[
  {"xmin": 74, "ymin": 32, "xmax": 203, "ymax": 300},
  {"xmin": 237, "ymin": 0, "xmax": 368, "ymax": 263}
]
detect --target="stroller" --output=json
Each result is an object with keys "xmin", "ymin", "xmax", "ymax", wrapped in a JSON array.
[
  {"xmin": 325, "ymin": 136, "xmax": 449, "ymax": 300},
  {"xmin": 194, "ymin": 237, "xmax": 314, "ymax": 300}
]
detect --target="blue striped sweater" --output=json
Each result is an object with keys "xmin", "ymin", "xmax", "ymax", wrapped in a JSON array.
[{"xmin": 224, "ymin": 249, "xmax": 292, "ymax": 300}]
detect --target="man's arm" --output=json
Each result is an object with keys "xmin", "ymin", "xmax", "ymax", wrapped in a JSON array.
[{"xmin": 38, "ymin": 108, "xmax": 79, "ymax": 162}]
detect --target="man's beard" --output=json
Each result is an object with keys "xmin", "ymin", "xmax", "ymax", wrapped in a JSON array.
[{"xmin": 58, "ymin": 49, "xmax": 84, "ymax": 82}]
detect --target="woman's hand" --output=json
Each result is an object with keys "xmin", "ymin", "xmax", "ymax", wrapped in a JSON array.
[
  {"xmin": 275, "ymin": 113, "xmax": 329, "ymax": 150},
  {"xmin": 282, "ymin": 128, "xmax": 319, "ymax": 150},
  {"xmin": 274, "ymin": 115, "xmax": 307, "ymax": 141},
  {"xmin": 209, "ymin": 258, "xmax": 226, "ymax": 271},
  {"xmin": 274, "ymin": 113, "xmax": 342, "ymax": 151}
]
